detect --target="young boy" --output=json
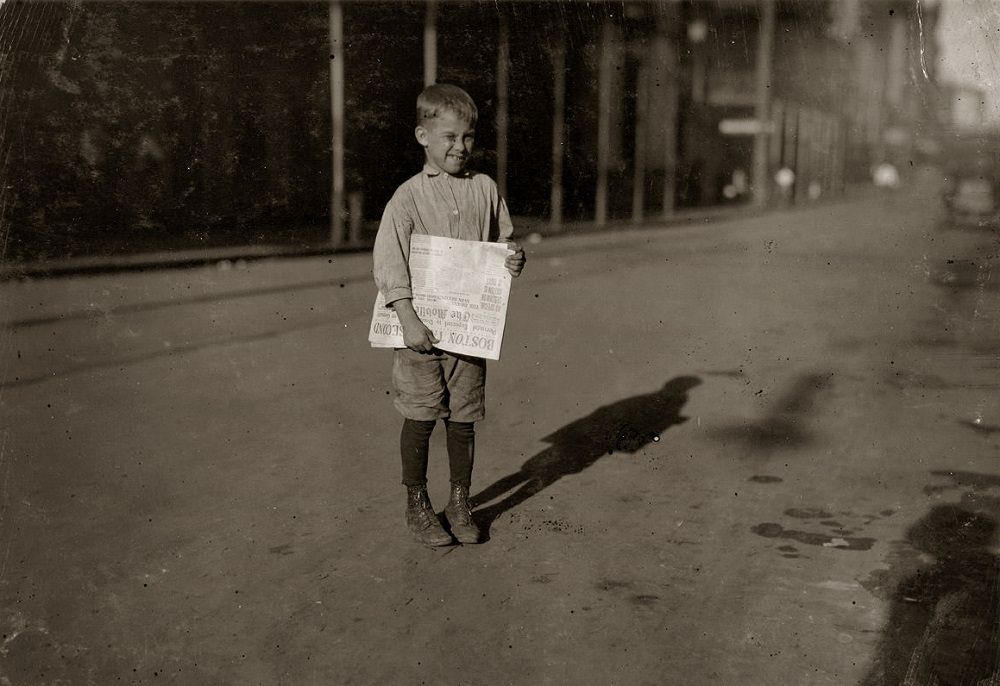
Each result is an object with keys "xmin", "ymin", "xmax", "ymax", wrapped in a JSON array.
[{"xmin": 372, "ymin": 84, "xmax": 526, "ymax": 546}]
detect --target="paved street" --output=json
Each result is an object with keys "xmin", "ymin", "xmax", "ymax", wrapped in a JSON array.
[{"xmin": 0, "ymin": 169, "xmax": 997, "ymax": 685}]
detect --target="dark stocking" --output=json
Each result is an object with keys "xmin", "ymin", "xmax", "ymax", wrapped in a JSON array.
[
  {"xmin": 445, "ymin": 420, "xmax": 475, "ymax": 488},
  {"xmin": 400, "ymin": 419, "xmax": 436, "ymax": 487}
]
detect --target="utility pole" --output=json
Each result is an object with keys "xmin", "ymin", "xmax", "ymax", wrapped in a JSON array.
[
  {"xmin": 595, "ymin": 16, "xmax": 614, "ymax": 227},
  {"xmin": 329, "ymin": 0, "xmax": 345, "ymax": 245},
  {"xmin": 632, "ymin": 63, "xmax": 649, "ymax": 223},
  {"xmin": 496, "ymin": 9, "xmax": 510, "ymax": 200},
  {"xmin": 752, "ymin": 0, "xmax": 775, "ymax": 208},
  {"xmin": 424, "ymin": 0, "xmax": 437, "ymax": 86},
  {"xmin": 549, "ymin": 28, "xmax": 566, "ymax": 229},
  {"xmin": 659, "ymin": 16, "xmax": 679, "ymax": 218}
]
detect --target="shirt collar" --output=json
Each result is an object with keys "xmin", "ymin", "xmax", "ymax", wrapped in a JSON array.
[{"xmin": 423, "ymin": 164, "xmax": 470, "ymax": 179}]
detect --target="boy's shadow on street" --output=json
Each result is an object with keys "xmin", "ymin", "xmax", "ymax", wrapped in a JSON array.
[{"xmin": 470, "ymin": 376, "xmax": 701, "ymax": 538}]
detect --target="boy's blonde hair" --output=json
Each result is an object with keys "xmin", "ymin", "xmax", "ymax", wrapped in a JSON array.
[{"xmin": 417, "ymin": 84, "xmax": 478, "ymax": 127}]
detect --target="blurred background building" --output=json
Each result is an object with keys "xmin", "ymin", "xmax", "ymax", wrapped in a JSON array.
[
  {"xmin": 0, "ymin": 0, "xmax": 958, "ymax": 262},
  {"xmin": 940, "ymin": 82, "xmax": 987, "ymax": 131}
]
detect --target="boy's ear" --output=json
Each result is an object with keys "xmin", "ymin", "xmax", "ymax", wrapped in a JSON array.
[{"xmin": 414, "ymin": 126, "xmax": 429, "ymax": 147}]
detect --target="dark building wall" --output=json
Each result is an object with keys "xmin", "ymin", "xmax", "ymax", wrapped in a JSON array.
[
  {"xmin": 343, "ymin": 2, "xmax": 426, "ymax": 230},
  {"xmin": 6, "ymin": 2, "xmax": 336, "ymax": 260},
  {"xmin": 505, "ymin": 4, "xmax": 558, "ymax": 218},
  {"xmin": 5, "ymin": 1, "xmax": 562, "ymax": 259},
  {"xmin": 1, "ymin": 1, "xmax": 936, "ymax": 261}
]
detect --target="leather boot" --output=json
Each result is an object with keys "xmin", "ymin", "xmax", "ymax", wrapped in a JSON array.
[
  {"xmin": 405, "ymin": 486, "xmax": 453, "ymax": 547},
  {"xmin": 444, "ymin": 483, "xmax": 481, "ymax": 544}
]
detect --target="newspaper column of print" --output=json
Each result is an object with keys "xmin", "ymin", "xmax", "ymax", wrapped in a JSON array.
[{"xmin": 369, "ymin": 235, "xmax": 513, "ymax": 360}]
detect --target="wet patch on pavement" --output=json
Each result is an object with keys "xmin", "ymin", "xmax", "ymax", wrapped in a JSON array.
[
  {"xmin": 616, "ymin": 493, "xmax": 645, "ymax": 503},
  {"xmin": 752, "ymin": 522, "xmax": 876, "ymax": 551},
  {"xmin": 752, "ymin": 508, "xmax": 897, "ymax": 552},
  {"xmin": 630, "ymin": 594, "xmax": 660, "ymax": 607},
  {"xmin": 748, "ymin": 475, "xmax": 783, "ymax": 484},
  {"xmin": 777, "ymin": 544, "xmax": 806, "ymax": 559},
  {"xmin": 784, "ymin": 508, "xmax": 834, "ymax": 519}
]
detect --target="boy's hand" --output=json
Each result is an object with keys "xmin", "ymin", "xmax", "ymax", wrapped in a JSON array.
[
  {"xmin": 402, "ymin": 320, "xmax": 439, "ymax": 353},
  {"xmin": 505, "ymin": 241, "xmax": 526, "ymax": 277},
  {"xmin": 392, "ymin": 298, "xmax": 439, "ymax": 353}
]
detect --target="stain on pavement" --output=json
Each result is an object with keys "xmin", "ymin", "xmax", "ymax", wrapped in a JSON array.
[
  {"xmin": 752, "ymin": 507, "xmax": 896, "ymax": 552},
  {"xmin": 751, "ymin": 522, "xmax": 876, "ymax": 551},
  {"xmin": 748, "ymin": 475, "xmax": 783, "ymax": 484},
  {"xmin": 784, "ymin": 508, "xmax": 834, "ymax": 519}
]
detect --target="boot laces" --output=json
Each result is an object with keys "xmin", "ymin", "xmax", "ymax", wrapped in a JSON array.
[
  {"xmin": 408, "ymin": 490, "xmax": 438, "ymax": 530},
  {"xmin": 448, "ymin": 487, "xmax": 474, "ymax": 523}
]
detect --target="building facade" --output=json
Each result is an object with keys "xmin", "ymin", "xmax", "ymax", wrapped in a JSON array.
[{"xmin": 0, "ymin": 0, "xmax": 940, "ymax": 261}]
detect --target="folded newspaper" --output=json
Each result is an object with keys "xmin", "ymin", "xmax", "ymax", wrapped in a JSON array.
[{"xmin": 368, "ymin": 234, "xmax": 512, "ymax": 360}]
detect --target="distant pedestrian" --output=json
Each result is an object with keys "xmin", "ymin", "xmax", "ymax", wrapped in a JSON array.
[{"xmin": 372, "ymin": 84, "xmax": 526, "ymax": 546}]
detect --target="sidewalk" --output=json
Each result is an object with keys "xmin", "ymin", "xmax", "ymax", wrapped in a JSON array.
[{"xmin": 0, "ymin": 194, "xmax": 821, "ymax": 280}]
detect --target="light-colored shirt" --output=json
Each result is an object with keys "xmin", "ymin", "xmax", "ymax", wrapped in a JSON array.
[{"xmin": 373, "ymin": 164, "xmax": 514, "ymax": 306}]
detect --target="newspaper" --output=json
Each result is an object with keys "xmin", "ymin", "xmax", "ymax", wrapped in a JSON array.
[{"xmin": 368, "ymin": 234, "xmax": 512, "ymax": 360}]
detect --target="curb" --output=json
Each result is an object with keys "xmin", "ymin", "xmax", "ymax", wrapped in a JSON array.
[{"xmin": 1, "ymin": 193, "xmax": 869, "ymax": 281}]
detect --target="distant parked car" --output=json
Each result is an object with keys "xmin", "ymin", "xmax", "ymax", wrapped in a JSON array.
[{"xmin": 941, "ymin": 132, "xmax": 1000, "ymax": 226}]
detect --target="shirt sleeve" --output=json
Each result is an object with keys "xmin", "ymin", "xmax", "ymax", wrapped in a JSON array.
[
  {"xmin": 487, "ymin": 177, "xmax": 515, "ymax": 243},
  {"xmin": 372, "ymin": 191, "xmax": 414, "ymax": 307},
  {"xmin": 495, "ymin": 193, "xmax": 514, "ymax": 243}
]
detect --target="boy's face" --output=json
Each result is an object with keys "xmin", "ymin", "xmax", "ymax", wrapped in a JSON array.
[{"xmin": 416, "ymin": 110, "xmax": 475, "ymax": 176}]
